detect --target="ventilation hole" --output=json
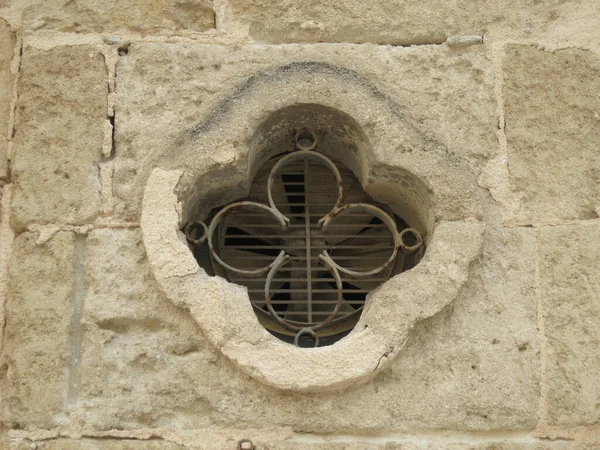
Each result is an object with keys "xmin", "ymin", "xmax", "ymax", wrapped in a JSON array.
[
  {"xmin": 281, "ymin": 173, "xmax": 305, "ymax": 218},
  {"xmin": 189, "ymin": 150, "xmax": 425, "ymax": 346},
  {"xmin": 224, "ymin": 227, "xmax": 280, "ymax": 257}
]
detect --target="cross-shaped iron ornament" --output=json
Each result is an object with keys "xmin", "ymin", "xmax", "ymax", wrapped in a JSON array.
[{"xmin": 184, "ymin": 129, "xmax": 423, "ymax": 347}]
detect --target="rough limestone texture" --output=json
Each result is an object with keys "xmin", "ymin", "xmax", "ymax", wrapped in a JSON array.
[
  {"xmin": 570, "ymin": 430, "xmax": 600, "ymax": 450},
  {"xmin": 257, "ymin": 442, "xmax": 570, "ymax": 450},
  {"xmin": 8, "ymin": 437, "xmax": 572, "ymax": 450},
  {"xmin": 76, "ymin": 228, "xmax": 218, "ymax": 430},
  {"xmin": 12, "ymin": 440, "xmax": 185, "ymax": 450},
  {"xmin": 1, "ymin": 232, "xmax": 76, "ymax": 430},
  {"xmin": 503, "ymin": 45, "xmax": 600, "ymax": 225},
  {"xmin": 114, "ymin": 42, "xmax": 496, "ymax": 222},
  {"xmin": 0, "ymin": 0, "xmax": 599, "ymax": 447},
  {"xmin": 22, "ymin": 0, "xmax": 215, "ymax": 35},
  {"xmin": 372, "ymin": 226, "xmax": 541, "ymax": 431},
  {"xmin": 41, "ymin": 226, "xmax": 539, "ymax": 433},
  {"xmin": 225, "ymin": 0, "xmax": 565, "ymax": 44},
  {"xmin": 11, "ymin": 45, "xmax": 106, "ymax": 231},
  {"xmin": 539, "ymin": 222, "xmax": 600, "ymax": 427},
  {"xmin": 0, "ymin": 185, "xmax": 12, "ymax": 449},
  {"xmin": 0, "ymin": 18, "xmax": 14, "ymax": 181}
]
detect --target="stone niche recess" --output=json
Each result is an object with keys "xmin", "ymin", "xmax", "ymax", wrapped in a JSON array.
[{"xmin": 141, "ymin": 62, "xmax": 483, "ymax": 392}]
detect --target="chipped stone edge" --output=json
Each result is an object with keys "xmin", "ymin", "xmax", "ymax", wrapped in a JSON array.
[{"xmin": 141, "ymin": 168, "xmax": 484, "ymax": 392}]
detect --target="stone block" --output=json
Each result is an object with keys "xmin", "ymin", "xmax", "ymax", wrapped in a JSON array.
[
  {"xmin": 73, "ymin": 226, "xmax": 538, "ymax": 432},
  {"xmin": 0, "ymin": 19, "xmax": 14, "ymax": 181},
  {"xmin": 1, "ymin": 232, "xmax": 76, "ymax": 429},
  {"xmin": 114, "ymin": 42, "xmax": 496, "ymax": 222},
  {"xmin": 351, "ymin": 226, "xmax": 541, "ymax": 431},
  {"xmin": 539, "ymin": 221, "xmax": 600, "ymax": 426},
  {"xmin": 11, "ymin": 46, "xmax": 106, "ymax": 231},
  {"xmin": 22, "ymin": 0, "xmax": 215, "ymax": 35},
  {"xmin": 503, "ymin": 45, "xmax": 600, "ymax": 225},
  {"xmin": 75, "ymin": 228, "xmax": 219, "ymax": 429},
  {"xmin": 225, "ymin": 0, "xmax": 564, "ymax": 44}
]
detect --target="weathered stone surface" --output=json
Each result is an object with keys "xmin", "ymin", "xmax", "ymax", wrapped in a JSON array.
[
  {"xmin": 259, "ymin": 441, "xmax": 570, "ymax": 450},
  {"xmin": 503, "ymin": 45, "xmax": 600, "ymax": 225},
  {"xmin": 545, "ymin": 0, "xmax": 600, "ymax": 54},
  {"xmin": 0, "ymin": 19, "xmax": 14, "ymax": 180},
  {"xmin": 570, "ymin": 429, "xmax": 600, "ymax": 450},
  {"xmin": 0, "ymin": 186, "xmax": 8, "ymax": 450},
  {"xmin": 11, "ymin": 46, "xmax": 106, "ymax": 231},
  {"xmin": 1, "ymin": 0, "xmax": 598, "ymax": 444},
  {"xmin": 76, "ymin": 228, "xmax": 219, "ymax": 429},
  {"xmin": 225, "ymin": 0, "xmax": 564, "ymax": 44},
  {"xmin": 115, "ymin": 42, "xmax": 496, "ymax": 222},
  {"xmin": 71, "ymin": 226, "xmax": 538, "ymax": 431},
  {"xmin": 22, "ymin": 0, "xmax": 215, "ymax": 35},
  {"xmin": 1, "ymin": 232, "xmax": 75, "ymax": 429},
  {"xmin": 365, "ymin": 226, "xmax": 541, "ymax": 430},
  {"xmin": 10, "ymin": 437, "xmax": 571, "ymax": 450},
  {"xmin": 12, "ymin": 439, "xmax": 185, "ymax": 449},
  {"xmin": 0, "ymin": 185, "xmax": 14, "ymax": 352},
  {"xmin": 0, "ymin": 187, "xmax": 12, "ymax": 441},
  {"xmin": 539, "ymin": 221, "xmax": 600, "ymax": 426}
]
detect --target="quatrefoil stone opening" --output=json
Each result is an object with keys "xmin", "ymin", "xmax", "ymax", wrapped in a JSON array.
[
  {"xmin": 183, "ymin": 132, "xmax": 424, "ymax": 348},
  {"xmin": 141, "ymin": 100, "xmax": 483, "ymax": 392}
]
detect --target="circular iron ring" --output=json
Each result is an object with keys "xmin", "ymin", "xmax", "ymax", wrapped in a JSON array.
[
  {"xmin": 293, "ymin": 328, "xmax": 320, "ymax": 348},
  {"xmin": 264, "ymin": 254, "xmax": 344, "ymax": 332},
  {"xmin": 184, "ymin": 219, "xmax": 209, "ymax": 246},
  {"xmin": 320, "ymin": 203, "xmax": 422, "ymax": 278},
  {"xmin": 267, "ymin": 150, "xmax": 344, "ymax": 229},
  {"xmin": 208, "ymin": 201, "xmax": 289, "ymax": 277}
]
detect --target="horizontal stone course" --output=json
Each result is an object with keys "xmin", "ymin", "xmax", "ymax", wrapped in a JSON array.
[
  {"xmin": 22, "ymin": 0, "xmax": 215, "ymax": 35},
  {"xmin": 226, "ymin": 0, "xmax": 564, "ymax": 44},
  {"xmin": 8, "ymin": 437, "xmax": 573, "ymax": 450},
  {"xmin": 12, "ymin": 439, "xmax": 185, "ymax": 449}
]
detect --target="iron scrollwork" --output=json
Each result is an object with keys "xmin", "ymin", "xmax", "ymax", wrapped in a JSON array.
[{"xmin": 184, "ymin": 129, "xmax": 423, "ymax": 347}]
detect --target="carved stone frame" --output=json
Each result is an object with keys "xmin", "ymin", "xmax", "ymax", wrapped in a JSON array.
[{"xmin": 141, "ymin": 63, "xmax": 484, "ymax": 392}]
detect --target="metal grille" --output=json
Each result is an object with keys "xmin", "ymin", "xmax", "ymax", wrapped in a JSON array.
[{"xmin": 185, "ymin": 130, "xmax": 424, "ymax": 347}]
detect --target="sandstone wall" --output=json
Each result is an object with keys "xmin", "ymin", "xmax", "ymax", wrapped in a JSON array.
[{"xmin": 0, "ymin": 0, "xmax": 599, "ymax": 449}]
